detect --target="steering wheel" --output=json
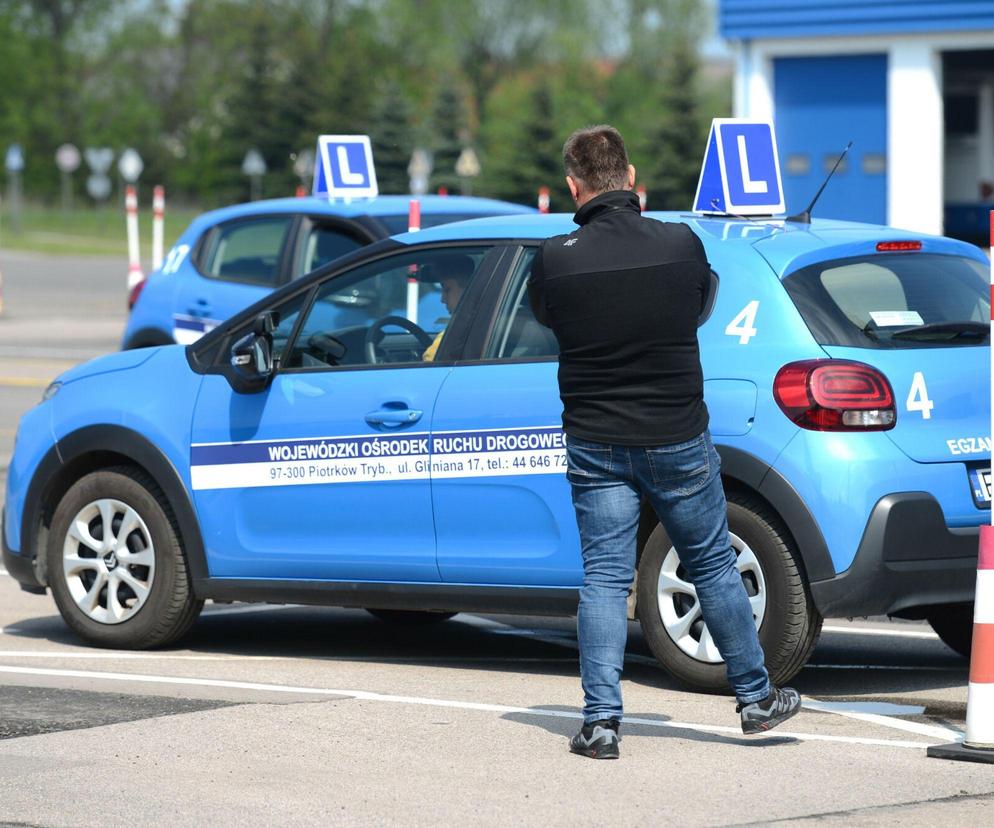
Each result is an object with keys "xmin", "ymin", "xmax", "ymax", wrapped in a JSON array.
[{"xmin": 364, "ymin": 315, "xmax": 434, "ymax": 364}]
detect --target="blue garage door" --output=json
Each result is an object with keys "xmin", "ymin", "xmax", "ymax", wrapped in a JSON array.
[{"xmin": 774, "ymin": 54, "xmax": 887, "ymax": 225}]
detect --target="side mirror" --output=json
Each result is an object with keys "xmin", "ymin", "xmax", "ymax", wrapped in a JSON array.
[{"xmin": 227, "ymin": 312, "xmax": 278, "ymax": 393}]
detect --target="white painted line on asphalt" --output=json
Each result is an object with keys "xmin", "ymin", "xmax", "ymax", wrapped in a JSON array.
[
  {"xmin": 804, "ymin": 700, "xmax": 963, "ymax": 743},
  {"xmin": 0, "ymin": 651, "xmax": 280, "ymax": 661},
  {"xmin": 806, "ymin": 663, "xmax": 964, "ymax": 672},
  {"xmin": 822, "ymin": 625, "xmax": 939, "ymax": 640},
  {"xmin": 0, "ymin": 346, "xmax": 103, "ymax": 360},
  {"xmin": 0, "ymin": 664, "xmax": 935, "ymax": 750},
  {"xmin": 0, "ymin": 568, "xmax": 8, "ymax": 576}
]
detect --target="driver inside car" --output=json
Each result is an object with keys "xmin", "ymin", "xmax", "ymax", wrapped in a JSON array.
[{"xmin": 420, "ymin": 254, "xmax": 475, "ymax": 361}]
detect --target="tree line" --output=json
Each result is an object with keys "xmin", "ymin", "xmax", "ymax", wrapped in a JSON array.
[{"xmin": 0, "ymin": 0, "xmax": 730, "ymax": 212}]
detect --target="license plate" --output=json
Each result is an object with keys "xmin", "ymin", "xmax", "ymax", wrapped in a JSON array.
[{"xmin": 970, "ymin": 468, "xmax": 992, "ymax": 507}]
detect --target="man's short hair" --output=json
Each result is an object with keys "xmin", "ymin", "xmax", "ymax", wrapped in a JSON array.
[
  {"xmin": 417, "ymin": 254, "xmax": 475, "ymax": 283},
  {"xmin": 562, "ymin": 125, "xmax": 630, "ymax": 194}
]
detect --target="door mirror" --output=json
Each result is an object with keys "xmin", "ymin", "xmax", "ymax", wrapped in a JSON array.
[{"xmin": 227, "ymin": 312, "xmax": 279, "ymax": 393}]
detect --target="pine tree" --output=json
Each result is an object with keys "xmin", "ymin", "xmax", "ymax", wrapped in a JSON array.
[
  {"xmin": 429, "ymin": 83, "xmax": 468, "ymax": 193},
  {"xmin": 371, "ymin": 81, "xmax": 416, "ymax": 194}
]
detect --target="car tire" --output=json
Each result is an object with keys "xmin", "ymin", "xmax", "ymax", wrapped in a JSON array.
[
  {"xmin": 47, "ymin": 466, "xmax": 203, "ymax": 648},
  {"xmin": 927, "ymin": 603, "xmax": 974, "ymax": 659},
  {"xmin": 365, "ymin": 609, "xmax": 457, "ymax": 625},
  {"xmin": 637, "ymin": 492, "xmax": 822, "ymax": 693}
]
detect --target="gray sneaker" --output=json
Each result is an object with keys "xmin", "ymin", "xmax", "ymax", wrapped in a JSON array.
[
  {"xmin": 737, "ymin": 687, "xmax": 801, "ymax": 734},
  {"xmin": 569, "ymin": 718, "xmax": 620, "ymax": 759}
]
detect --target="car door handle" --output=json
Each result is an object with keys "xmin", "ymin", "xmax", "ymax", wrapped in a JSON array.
[{"xmin": 365, "ymin": 408, "xmax": 423, "ymax": 427}]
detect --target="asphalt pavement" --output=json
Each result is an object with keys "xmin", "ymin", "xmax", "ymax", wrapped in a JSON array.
[{"xmin": 0, "ymin": 251, "xmax": 992, "ymax": 826}]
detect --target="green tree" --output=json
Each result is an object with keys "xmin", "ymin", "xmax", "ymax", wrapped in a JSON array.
[
  {"xmin": 429, "ymin": 83, "xmax": 468, "ymax": 193},
  {"xmin": 371, "ymin": 80, "xmax": 416, "ymax": 194}
]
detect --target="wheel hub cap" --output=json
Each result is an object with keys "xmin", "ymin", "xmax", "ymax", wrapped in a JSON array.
[
  {"xmin": 62, "ymin": 498, "xmax": 156, "ymax": 625},
  {"xmin": 655, "ymin": 532, "xmax": 767, "ymax": 664}
]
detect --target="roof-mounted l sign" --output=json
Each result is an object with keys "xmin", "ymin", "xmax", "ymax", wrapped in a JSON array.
[
  {"xmin": 693, "ymin": 119, "xmax": 784, "ymax": 215},
  {"xmin": 313, "ymin": 135, "xmax": 378, "ymax": 199}
]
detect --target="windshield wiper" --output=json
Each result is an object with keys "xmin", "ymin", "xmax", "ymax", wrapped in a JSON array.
[{"xmin": 890, "ymin": 322, "xmax": 989, "ymax": 342}]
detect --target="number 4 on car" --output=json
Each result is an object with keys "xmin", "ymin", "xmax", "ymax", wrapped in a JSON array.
[{"xmin": 4, "ymin": 209, "xmax": 989, "ymax": 689}]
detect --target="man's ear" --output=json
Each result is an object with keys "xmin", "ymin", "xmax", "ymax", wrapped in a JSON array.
[
  {"xmin": 566, "ymin": 175, "xmax": 580, "ymax": 203},
  {"xmin": 627, "ymin": 165, "xmax": 636, "ymax": 189}
]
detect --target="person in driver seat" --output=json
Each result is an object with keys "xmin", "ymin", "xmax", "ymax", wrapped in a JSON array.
[{"xmin": 421, "ymin": 254, "xmax": 475, "ymax": 361}]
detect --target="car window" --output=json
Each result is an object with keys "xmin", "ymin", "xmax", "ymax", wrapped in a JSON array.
[
  {"xmin": 486, "ymin": 248, "xmax": 559, "ymax": 360},
  {"xmin": 283, "ymin": 245, "xmax": 493, "ymax": 370},
  {"xmin": 201, "ymin": 217, "xmax": 292, "ymax": 285},
  {"xmin": 783, "ymin": 253, "xmax": 990, "ymax": 348},
  {"xmin": 376, "ymin": 213, "xmax": 499, "ymax": 234},
  {"xmin": 297, "ymin": 225, "xmax": 364, "ymax": 276}
]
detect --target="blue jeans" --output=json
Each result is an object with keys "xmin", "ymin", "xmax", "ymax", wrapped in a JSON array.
[{"xmin": 566, "ymin": 430, "xmax": 770, "ymax": 723}]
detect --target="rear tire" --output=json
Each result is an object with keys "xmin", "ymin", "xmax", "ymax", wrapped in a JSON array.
[
  {"xmin": 637, "ymin": 492, "xmax": 822, "ymax": 693},
  {"xmin": 927, "ymin": 603, "xmax": 973, "ymax": 658},
  {"xmin": 365, "ymin": 609, "xmax": 457, "ymax": 625},
  {"xmin": 47, "ymin": 466, "xmax": 203, "ymax": 648}
]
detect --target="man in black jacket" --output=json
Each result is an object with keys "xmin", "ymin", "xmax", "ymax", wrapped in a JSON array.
[{"xmin": 528, "ymin": 125, "xmax": 800, "ymax": 760}]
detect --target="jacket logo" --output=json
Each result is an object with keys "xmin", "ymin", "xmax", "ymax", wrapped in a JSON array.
[{"xmin": 563, "ymin": 238, "xmax": 578, "ymax": 247}]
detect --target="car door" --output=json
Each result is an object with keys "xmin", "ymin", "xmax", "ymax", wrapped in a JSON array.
[
  {"xmin": 428, "ymin": 246, "xmax": 583, "ymax": 587},
  {"xmin": 172, "ymin": 214, "xmax": 295, "ymax": 344},
  {"xmin": 188, "ymin": 242, "xmax": 502, "ymax": 582}
]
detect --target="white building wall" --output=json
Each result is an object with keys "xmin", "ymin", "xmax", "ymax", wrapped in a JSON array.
[{"xmin": 732, "ymin": 30, "xmax": 994, "ymax": 235}]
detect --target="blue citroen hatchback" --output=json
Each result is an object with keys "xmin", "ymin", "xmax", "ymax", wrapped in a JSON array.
[
  {"xmin": 6, "ymin": 212, "xmax": 989, "ymax": 691},
  {"xmin": 122, "ymin": 194, "xmax": 535, "ymax": 349}
]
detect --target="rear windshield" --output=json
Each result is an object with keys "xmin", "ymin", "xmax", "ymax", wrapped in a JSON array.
[
  {"xmin": 377, "ymin": 212, "xmax": 494, "ymax": 234},
  {"xmin": 783, "ymin": 253, "xmax": 990, "ymax": 348}
]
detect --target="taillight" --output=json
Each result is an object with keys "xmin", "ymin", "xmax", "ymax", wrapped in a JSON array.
[
  {"xmin": 876, "ymin": 240, "xmax": 921, "ymax": 252},
  {"xmin": 773, "ymin": 360, "xmax": 896, "ymax": 431},
  {"xmin": 128, "ymin": 278, "xmax": 147, "ymax": 310}
]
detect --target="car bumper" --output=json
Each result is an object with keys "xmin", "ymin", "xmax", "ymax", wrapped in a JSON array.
[
  {"xmin": 2, "ymin": 509, "xmax": 46, "ymax": 594},
  {"xmin": 809, "ymin": 492, "xmax": 979, "ymax": 618}
]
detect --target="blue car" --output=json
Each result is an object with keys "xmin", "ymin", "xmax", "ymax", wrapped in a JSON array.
[
  {"xmin": 123, "ymin": 194, "xmax": 535, "ymax": 349},
  {"xmin": 5, "ymin": 212, "xmax": 989, "ymax": 691}
]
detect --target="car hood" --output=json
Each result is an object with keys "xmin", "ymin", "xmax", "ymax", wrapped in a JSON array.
[{"xmin": 56, "ymin": 346, "xmax": 164, "ymax": 386}]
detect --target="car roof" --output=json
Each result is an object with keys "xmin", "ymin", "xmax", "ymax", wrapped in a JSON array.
[
  {"xmin": 195, "ymin": 194, "xmax": 536, "ymax": 226},
  {"xmin": 392, "ymin": 212, "xmax": 986, "ymax": 278}
]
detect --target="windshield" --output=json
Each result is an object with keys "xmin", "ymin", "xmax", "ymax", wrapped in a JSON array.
[{"xmin": 783, "ymin": 253, "xmax": 990, "ymax": 349}]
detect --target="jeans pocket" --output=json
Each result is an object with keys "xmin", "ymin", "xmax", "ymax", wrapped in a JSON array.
[
  {"xmin": 645, "ymin": 433, "xmax": 710, "ymax": 495},
  {"xmin": 566, "ymin": 437, "xmax": 612, "ymax": 483}
]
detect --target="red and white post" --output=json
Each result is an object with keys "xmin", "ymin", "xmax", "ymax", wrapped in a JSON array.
[
  {"xmin": 636, "ymin": 184, "xmax": 647, "ymax": 212},
  {"xmin": 151, "ymin": 185, "xmax": 165, "ymax": 272},
  {"xmin": 538, "ymin": 186, "xmax": 550, "ymax": 214},
  {"xmin": 928, "ymin": 210, "xmax": 994, "ymax": 764},
  {"xmin": 125, "ymin": 185, "xmax": 144, "ymax": 289},
  {"xmin": 406, "ymin": 199, "xmax": 421, "ymax": 324}
]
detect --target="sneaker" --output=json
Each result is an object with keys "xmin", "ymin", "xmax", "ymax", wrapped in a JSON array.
[
  {"xmin": 737, "ymin": 687, "xmax": 802, "ymax": 734},
  {"xmin": 569, "ymin": 718, "xmax": 620, "ymax": 759}
]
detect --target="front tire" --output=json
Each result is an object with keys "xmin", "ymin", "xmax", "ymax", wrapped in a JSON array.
[
  {"xmin": 927, "ymin": 603, "xmax": 973, "ymax": 658},
  {"xmin": 637, "ymin": 492, "xmax": 822, "ymax": 693},
  {"xmin": 47, "ymin": 466, "xmax": 203, "ymax": 648}
]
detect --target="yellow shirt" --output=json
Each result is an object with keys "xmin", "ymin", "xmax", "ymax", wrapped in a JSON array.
[{"xmin": 422, "ymin": 330, "xmax": 444, "ymax": 362}]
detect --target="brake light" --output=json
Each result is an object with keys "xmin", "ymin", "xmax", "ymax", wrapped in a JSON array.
[
  {"xmin": 128, "ymin": 278, "xmax": 147, "ymax": 310},
  {"xmin": 773, "ymin": 360, "xmax": 896, "ymax": 431},
  {"xmin": 876, "ymin": 241, "xmax": 921, "ymax": 252}
]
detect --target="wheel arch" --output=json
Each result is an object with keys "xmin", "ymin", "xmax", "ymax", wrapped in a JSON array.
[
  {"xmin": 633, "ymin": 444, "xmax": 835, "ymax": 595},
  {"xmin": 22, "ymin": 425, "xmax": 208, "ymax": 590},
  {"xmin": 122, "ymin": 327, "xmax": 174, "ymax": 350}
]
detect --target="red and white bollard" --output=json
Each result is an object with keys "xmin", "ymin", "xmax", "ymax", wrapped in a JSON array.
[
  {"xmin": 406, "ymin": 199, "xmax": 421, "ymax": 324},
  {"xmin": 295, "ymin": 185, "xmax": 307, "ymax": 198},
  {"xmin": 125, "ymin": 185, "xmax": 144, "ymax": 290},
  {"xmin": 538, "ymin": 186, "xmax": 550, "ymax": 214},
  {"xmin": 152, "ymin": 185, "xmax": 165, "ymax": 272},
  {"xmin": 928, "ymin": 210, "xmax": 994, "ymax": 765},
  {"xmin": 437, "ymin": 186, "xmax": 448, "ymax": 196},
  {"xmin": 636, "ymin": 184, "xmax": 647, "ymax": 212}
]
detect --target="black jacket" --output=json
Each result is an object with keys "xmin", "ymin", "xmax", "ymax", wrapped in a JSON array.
[{"xmin": 528, "ymin": 189, "xmax": 711, "ymax": 446}]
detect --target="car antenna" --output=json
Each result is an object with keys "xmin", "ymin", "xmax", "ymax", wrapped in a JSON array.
[{"xmin": 786, "ymin": 142, "xmax": 853, "ymax": 224}]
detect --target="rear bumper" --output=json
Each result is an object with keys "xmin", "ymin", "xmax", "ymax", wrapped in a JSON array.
[
  {"xmin": 810, "ymin": 492, "xmax": 978, "ymax": 617},
  {"xmin": 2, "ymin": 509, "xmax": 46, "ymax": 594}
]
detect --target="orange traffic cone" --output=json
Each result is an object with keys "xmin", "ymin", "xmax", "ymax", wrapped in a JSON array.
[{"xmin": 928, "ymin": 526, "xmax": 994, "ymax": 763}]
